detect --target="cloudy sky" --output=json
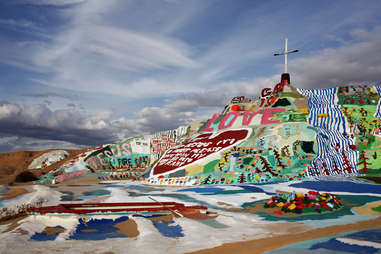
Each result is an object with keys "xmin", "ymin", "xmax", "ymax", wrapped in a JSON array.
[{"xmin": 0, "ymin": 0, "xmax": 381, "ymax": 152}]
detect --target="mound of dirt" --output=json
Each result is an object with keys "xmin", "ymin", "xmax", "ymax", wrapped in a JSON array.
[{"xmin": 0, "ymin": 148, "xmax": 91, "ymax": 185}]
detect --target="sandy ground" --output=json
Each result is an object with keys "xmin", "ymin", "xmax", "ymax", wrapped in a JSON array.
[
  {"xmin": 0, "ymin": 215, "xmax": 27, "ymax": 233},
  {"xmin": 115, "ymin": 219, "xmax": 139, "ymax": 237},
  {"xmin": 0, "ymin": 187, "xmax": 29, "ymax": 201},
  {"xmin": 189, "ymin": 216, "xmax": 381, "ymax": 254},
  {"xmin": 353, "ymin": 200, "xmax": 381, "ymax": 216}
]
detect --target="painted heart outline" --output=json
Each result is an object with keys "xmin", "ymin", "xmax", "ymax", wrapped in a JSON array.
[{"xmin": 151, "ymin": 128, "xmax": 252, "ymax": 177}]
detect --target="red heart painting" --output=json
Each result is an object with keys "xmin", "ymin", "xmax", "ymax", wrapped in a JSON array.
[{"xmin": 152, "ymin": 129, "xmax": 250, "ymax": 176}]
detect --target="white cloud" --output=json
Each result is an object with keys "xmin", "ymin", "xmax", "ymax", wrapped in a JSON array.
[
  {"xmin": 291, "ymin": 27, "xmax": 381, "ymax": 88},
  {"xmin": 0, "ymin": 19, "xmax": 40, "ymax": 30}
]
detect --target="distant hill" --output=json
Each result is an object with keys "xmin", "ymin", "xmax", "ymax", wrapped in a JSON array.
[{"xmin": 0, "ymin": 148, "xmax": 90, "ymax": 185}]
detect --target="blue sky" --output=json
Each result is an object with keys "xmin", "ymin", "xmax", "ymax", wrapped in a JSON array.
[{"xmin": 0, "ymin": 0, "xmax": 381, "ymax": 152}]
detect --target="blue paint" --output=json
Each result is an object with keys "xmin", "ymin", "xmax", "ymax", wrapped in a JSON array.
[
  {"xmin": 30, "ymin": 226, "xmax": 64, "ymax": 241},
  {"xmin": 0, "ymin": 193, "xmax": 26, "ymax": 207},
  {"xmin": 177, "ymin": 187, "xmax": 224, "ymax": 193},
  {"xmin": 310, "ymin": 238, "xmax": 379, "ymax": 253},
  {"xmin": 151, "ymin": 220, "xmax": 184, "ymax": 238},
  {"xmin": 133, "ymin": 214, "xmax": 184, "ymax": 238},
  {"xmin": 83, "ymin": 189, "xmax": 110, "ymax": 196},
  {"xmin": 237, "ymin": 185, "xmax": 268, "ymax": 193},
  {"xmin": 345, "ymin": 228, "xmax": 381, "ymax": 244},
  {"xmin": 68, "ymin": 217, "xmax": 129, "ymax": 240},
  {"xmin": 132, "ymin": 214, "xmax": 166, "ymax": 219},
  {"xmin": 197, "ymin": 219, "xmax": 230, "ymax": 229},
  {"xmin": 124, "ymin": 185, "xmax": 164, "ymax": 193},
  {"xmin": 60, "ymin": 191, "xmax": 79, "ymax": 201},
  {"xmin": 60, "ymin": 189, "xmax": 111, "ymax": 201},
  {"xmin": 77, "ymin": 189, "xmax": 112, "ymax": 201},
  {"xmin": 290, "ymin": 181, "xmax": 381, "ymax": 194}
]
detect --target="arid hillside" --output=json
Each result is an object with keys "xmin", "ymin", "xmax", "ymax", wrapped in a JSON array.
[{"xmin": 0, "ymin": 148, "xmax": 90, "ymax": 185}]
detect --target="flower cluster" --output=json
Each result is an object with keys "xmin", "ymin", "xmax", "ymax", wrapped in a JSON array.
[{"xmin": 264, "ymin": 191, "xmax": 342, "ymax": 215}]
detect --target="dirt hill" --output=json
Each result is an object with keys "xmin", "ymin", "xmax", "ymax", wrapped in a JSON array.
[{"xmin": 0, "ymin": 148, "xmax": 90, "ymax": 185}]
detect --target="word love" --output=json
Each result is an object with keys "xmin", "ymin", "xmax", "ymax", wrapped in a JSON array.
[
  {"xmin": 152, "ymin": 129, "xmax": 250, "ymax": 176},
  {"xmin": 202, "ymin": 108, "xmax": 286, "ymax": 132}
]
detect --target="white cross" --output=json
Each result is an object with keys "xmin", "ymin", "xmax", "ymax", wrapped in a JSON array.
[{"xmin": 274, "ymin": 38, "xmax": 298, "ymax": 73}]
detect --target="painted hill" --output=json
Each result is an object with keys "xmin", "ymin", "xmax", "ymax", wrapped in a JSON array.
[{"xmin": 36, "ymin": 77, "xmax": 381, "ymax": 185}]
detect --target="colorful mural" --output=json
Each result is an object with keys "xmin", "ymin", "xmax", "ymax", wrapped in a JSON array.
[{"xmin": 37, "ymin": 79, "xmax": 381, "ymax": 186}]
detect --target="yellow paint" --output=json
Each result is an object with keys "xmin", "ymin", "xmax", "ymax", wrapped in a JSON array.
[
  {"xmin": 318, "ymin": 113, "xmax": 328, "ymax": 118},
  {"xmin": 248, "ymin": 104, "xmax": 256, "ymax": 111},
  {"xmin": 185, "ymin": 164, "xmax": 204, "ymax": 176},
  {"xmin": 299, "ymin": 108, "xmax": 309, "ymax": 114},
  {"xmin": 277, "ymin": 202, "xmax": 284, "ymax": 207},
  {"xmin": 288, "ymin": 204, "xmax": 296, "ymax": 210}
]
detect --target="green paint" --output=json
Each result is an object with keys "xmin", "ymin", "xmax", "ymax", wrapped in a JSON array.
[
  {"xmin": 279, "ymin": 92, "xmax": 303, "ymax": 98},
  {"xmin": 371, "ymin": 205, "xmax": 381, "ymax": 213},
  {"xmin": 243, "ymin": 157, "xmax": 253, "ymax": 165},
  {"xmin": 203, "ymin": 160, "xmax": 220, "ymax": 173}
]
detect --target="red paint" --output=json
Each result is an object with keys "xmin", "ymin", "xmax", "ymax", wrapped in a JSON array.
[
  {"xmin": 231, "ymin": 105, "xmax": 241, "ymax": 111},
  {"xmin": 27, "ymin": 202, "xmax": 208, "ymax": 215},
  {"xmin": 261, "ymin": 108, "xmax": 285, "ymax": 125},
  {"xmin": 56, "ymin": 171, "xmax": 84, "ymax": 183},
  {"xmin": 202, "ymin": 108, "xmax": 285, "ymax": 132},
  {"xmin": 261, "ymin": 81, "xmax": 286, "ymax": 98},
  {"xmin": 86, "ymin": 156, "xmax": 99, "ymax": 171},
  {"xmin": 201, "ymin": 113, "xmax": 220, "ymax": 132},
  {"xmin": 152, "ymin": 129, "xmax": 249, "ymax": 175},
  {"xmin": 265, "ymin": 96, "xmax": 278, "ymax": 107},
  {"xmin": 261, "ymin": 88, "xmax": 272, "ymax": 97}
]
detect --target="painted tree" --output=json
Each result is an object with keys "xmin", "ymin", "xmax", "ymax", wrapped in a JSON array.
[
  {"xmin": 273, "ymin": 149, "xmax": 286, "ymax": 169},
  {"xmin": 321, "ymin": 160, "xmax": 330, "ymax": 175},
  {"xmin": 341, "ymin": 152, "xmax": 353, "ymax": 174},
  {"xmin": 239, "ymin": 173, "xmax": 246, "ymax": 183},
  {"xmin": 358, "ymin": 150, "xmax": 371, "ymax": 173},
  {"xmin": 281, "ymin": 145, "xmax": 291, "ymax": 157},
  {"xmin": 202, "ymin": 175, "xmax": 212, "ymax": 184},
  {"xmin": 332, "ymin": 159, "xmax": 341, "ymax": 174},
  {"xmin": 259, "ymin": 156, "xmax": 278, "ymax": 176}
]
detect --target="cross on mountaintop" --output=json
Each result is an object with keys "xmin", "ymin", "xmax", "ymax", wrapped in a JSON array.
[{"xmin": 274, "ymin": 38, "xmax": 299, "ymax": 74}]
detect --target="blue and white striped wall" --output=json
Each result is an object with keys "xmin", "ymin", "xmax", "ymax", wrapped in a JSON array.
[{"xmin": 298, "ymin": 88, "xmax": 358, "ymax": 176}]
